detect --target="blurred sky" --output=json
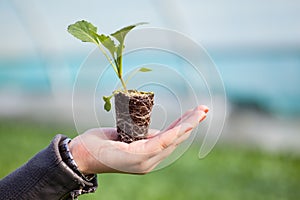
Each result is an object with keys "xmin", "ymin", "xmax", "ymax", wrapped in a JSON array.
[{"xmin": 1, "ymin": 0, "xmax": 300, "ymax": 56}]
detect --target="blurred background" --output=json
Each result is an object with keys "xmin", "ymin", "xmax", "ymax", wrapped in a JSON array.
[{"xmin": 0, "ymin": 0, "xmax": 300, "ymax": 199}]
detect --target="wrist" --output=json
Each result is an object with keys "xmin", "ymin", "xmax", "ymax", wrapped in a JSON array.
[
  {"xmin": 59, "ymin": 138, "xmax": 93, "ymax": 178},
  {"xmin": 68, "ymin": 138, "xmax": 90, "ymax": 175}
]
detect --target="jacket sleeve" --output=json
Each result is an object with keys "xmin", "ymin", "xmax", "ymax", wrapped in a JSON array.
[{"xmin": 0, "ymin": 134, "xmax": 98, "ymax": 200}]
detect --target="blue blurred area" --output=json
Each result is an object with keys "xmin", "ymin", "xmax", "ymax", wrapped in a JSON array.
[
  {"xmin": 211, "ymin": 48, "xmax": 300, "ymax": 115},
  {"xmin": 1, "ymin": 49, "xmax": 299, "ymax": 115},
  {"xmin": 0, "ymin": 57, "xmax": 50, "ymax": 93}
]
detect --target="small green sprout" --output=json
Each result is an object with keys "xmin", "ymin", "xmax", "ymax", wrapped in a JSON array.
[{"xmin": 67, "ymin": 20, "xmax": 151, "ymax": 111}]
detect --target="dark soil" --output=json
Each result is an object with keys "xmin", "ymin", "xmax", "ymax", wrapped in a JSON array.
[{"xmin": 114, "ymin": 90, "xmax": 154, "ymax": 143}]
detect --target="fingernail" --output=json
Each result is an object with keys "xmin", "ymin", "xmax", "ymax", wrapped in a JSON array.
[
  {"xmin": 197, "ymin": 105, "xmax": 209, "ymax": 113},
  {"xmin": 204, "ymin": 107, "xmax": 209, "ymax": 113}
]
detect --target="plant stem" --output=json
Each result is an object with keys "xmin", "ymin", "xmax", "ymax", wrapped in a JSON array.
[
  {"xmin": 125, "ymin": 68, "xmax": 139, "ymax": 85},
  {"xmin": 96, "ymin": 43, "xmax": 128, "ymax": 93},
  {"xmin": 96, "ymin": 44, "xmax": 118, "ymax": 75},
  {"xmin": 120, "ymin": 77, "xmax": 128, "ymax": 93},
  {"xmin": 96, "ymin": 44, "xmax": 128, "ymax": 92}
]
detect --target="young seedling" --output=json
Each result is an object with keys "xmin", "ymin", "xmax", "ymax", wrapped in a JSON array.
[{"xmin": 68, "ymin": 20, "xmax": 154, "ymax": 143}]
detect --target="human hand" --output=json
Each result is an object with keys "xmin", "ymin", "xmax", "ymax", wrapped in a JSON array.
[{"xmin": 69, "ymin": 105, "xmax": 209, "ymax": 174}]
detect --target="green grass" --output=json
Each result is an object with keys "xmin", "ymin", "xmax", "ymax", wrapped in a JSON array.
[{"xmin": 1, "ymin": 119, "xmax": 300, "ymax": 200}]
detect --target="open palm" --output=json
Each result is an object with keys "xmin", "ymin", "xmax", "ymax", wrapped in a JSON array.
[{"xmin": 69, "ymin": 105, "xmax": 209, "ymax": 174}]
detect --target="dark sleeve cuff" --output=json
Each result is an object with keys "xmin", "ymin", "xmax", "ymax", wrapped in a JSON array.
[{"xmin": 0, "ymin": 134, "xmax": 98, "ymax": 200}]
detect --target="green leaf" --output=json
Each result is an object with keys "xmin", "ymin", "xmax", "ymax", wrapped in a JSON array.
[
  {"xmin": 115, "ymin": 44, "xmax": 123, "ymax": 75},
  {"xmin": 97, "ymin": 34, "xmax": 117, "ymax": 57},
  {"xmin": 68, "ymin": 21, "xmax": 149, "ymax": 98},
  {"xmin": 139, "ymin": 67, "xmax": 152, "ymax": 72},
  {"xmin": 111, "ymin": 22, "xmax": 148, "ymax": 76},
  {"xmin": 103, "ymin": 96, "xmax": 112, "ymax": 112},
  {"xmin": 125, "ymin": 67, "xmax": 152, "ymax": 85},
  {"xmin": 110, "ymin": 22, "xmax": 147, "ymax": 43},
  {"xmin": 67, "ymin": 20, "xmax": 99, "ymax": 44}
]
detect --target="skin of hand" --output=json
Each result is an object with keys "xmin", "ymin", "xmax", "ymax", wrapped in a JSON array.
[{"xmin": 69, "ymin": 105, "xmax": 209, "ymax": 175}]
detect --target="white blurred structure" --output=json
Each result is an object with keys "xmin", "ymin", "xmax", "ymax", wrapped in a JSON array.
[{"xmin": 1, "ymin": 0, "xmax": 300, "ymax": 56}]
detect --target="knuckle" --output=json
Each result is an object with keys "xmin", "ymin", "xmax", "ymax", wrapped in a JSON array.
[{"xmin": 159, "ymin": 141, "xmax": 169, "ymax": 150}]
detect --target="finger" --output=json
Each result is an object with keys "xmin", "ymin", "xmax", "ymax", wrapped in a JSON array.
[
  {"xmin": 152, "ymin": 111, "xmax": 204, "ymax": 161},
  {"xmin": 142, "ymin": 130, "xmax": 195, "ymax": 172},
  {"xmin": 146, "ymin": 129, "xmax": 161, "ymax": 138},
  {"xmin": 151, "ymin": 130, "xmax": 193, "ymax": 164},
  {"xmin": 184, "ymin": 106, "xmax": 208, "ymax": 124},
  {"xmin": 199, "ymin": 113, "xmax": 207, "ymax": 123},
  {"xmin": 133, "ymin": 107, "xmax": 208, "ymax": 173},
  {"xmin": 165, "ymin": 105, "xmax": 209, "ymax": 131},
  {"xmin": 118, "ymin": 107, "xmax": 207, "ymax": 159},
  {"xmin": 143, "ymin": 143, "xmax": 177, "ymax": 172},
  {"xmin": 164, "ymin": 109, "xmax": 194, "ymax": 131},
  {"xmin": 174, "ymin": 130, "xmax": 193, "ymax": 146},
  {"xmin": 144, "ymin": 122, "xmax": 194, "ymax": 154},
  {"xmin": 153, "ymin": 109, "xmax": 206, "ymax": 150},
  {"xmin": 177, "ymin": 110, "xmax": 206, "ymax": 132},
  {"xmin": 196, "ymin": 105, "xmax": 209, "ymax": 113}
]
